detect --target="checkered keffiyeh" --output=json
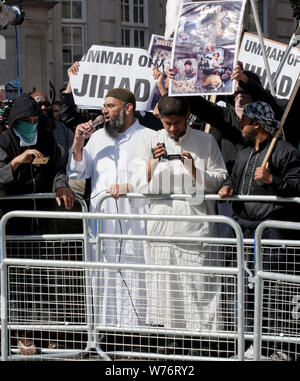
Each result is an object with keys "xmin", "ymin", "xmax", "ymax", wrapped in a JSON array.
[{"xmin": 243, "ymin": 101, "xmax": 280, "ymax": 136}]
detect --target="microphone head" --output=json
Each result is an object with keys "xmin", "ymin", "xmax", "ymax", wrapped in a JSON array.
[
  {"xmin": 92, "ymin": 114, "xmax": 104, "ymax": 128},
  {"xmin": 79, "ymin": 114, "xmax": 104, "ymax": 136}
]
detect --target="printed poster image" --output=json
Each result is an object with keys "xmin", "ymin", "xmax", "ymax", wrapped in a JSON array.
[
  {"xmin": 148, "ymin": 34, "xmax": 173, "ymax": 109},
  {"xmin": 148, "ymin": 34, "xmax": 173, "ymax": 73},
  {"xmin": 169, "ymin": 0, "xmax": 246, "ymax": 96}
]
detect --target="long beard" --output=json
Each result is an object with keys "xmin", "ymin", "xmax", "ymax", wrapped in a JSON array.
[
  {"xmin": 104, "ymin": 109, "xmax": 125, "ymax": 138},
  {"xmin": 242, "ymin": 135, "xmax": 255, "ymax": 147},
  {"xmin": 242, "ymin": 131, "xmax": 256, "ymax": 146}
]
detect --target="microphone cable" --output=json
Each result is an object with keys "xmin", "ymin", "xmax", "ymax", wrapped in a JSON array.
[
  {"xmin": 114, "ymin": 198, "xmax": 141, "ymax": 323},
  {"xmin": 70, "ymin": 123, "xmax": 141, "ymax": 321},
  {"xmin": 75, "ymin": 188, "xmax": 141, "ymax": 322}
]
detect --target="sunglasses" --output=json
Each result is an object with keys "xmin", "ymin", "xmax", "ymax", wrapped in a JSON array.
[{"xmin": 37, "ymin": 101, "xmax": 51, "ymax": 108}]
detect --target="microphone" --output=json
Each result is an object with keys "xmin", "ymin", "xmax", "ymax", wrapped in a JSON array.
[{"xmin": 79, "ymin": 114, "xmax": 104, "ymax": 136}]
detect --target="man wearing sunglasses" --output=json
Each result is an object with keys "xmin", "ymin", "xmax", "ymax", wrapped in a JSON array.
[
  {"xmin": 31, "ymin": 91, "xmax": 51, "ymax": 117},
  {"xmin": 31, "ymin": 90, "xmax": 74, "ymax": 167}
]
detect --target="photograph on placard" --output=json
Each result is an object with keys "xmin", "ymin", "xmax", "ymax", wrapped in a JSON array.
[
  {"xmin": 169, "ymin": 0, "xmax": 246, "ymax": 96},
  {"xmin": 148, "ymin": 34, "xmax": 173, "ymax": 109},
  {"xmin": 148, "ymin": 34, "xmax": 173, "ymax": 74}
]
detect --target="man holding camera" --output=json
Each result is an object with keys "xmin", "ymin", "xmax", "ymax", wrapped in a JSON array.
[
  {"xmin": 0, "ymin": 94, "xmax": 75, "ymax": 353},
  {"xmin": 0, "ymin": 80, "xmax": 22, "ymax": 134},
  {"xmin": 131, "ymin": 95, "xmax": 227, "ymax": 341},
  {"xmin": 0, "ymin": 93, "xmax": 74, "ymax": 234}
]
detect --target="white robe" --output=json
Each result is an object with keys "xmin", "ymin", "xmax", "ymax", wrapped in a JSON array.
[
  {"xmin": 67, "ymin": 119, "xmax": 155, "ymax": 326},
  {"xmin": 131, "ymin": 127, "xmax": 228, "ymax": 330}
]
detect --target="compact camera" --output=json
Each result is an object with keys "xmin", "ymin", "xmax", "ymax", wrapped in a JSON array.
[
  {"xmin": 0, "ymin": 99, "xmax": 13, "ymax": 128},
  {"xmin": 152, "ymin": 143, "xmax": 182, "ymax": 161}
]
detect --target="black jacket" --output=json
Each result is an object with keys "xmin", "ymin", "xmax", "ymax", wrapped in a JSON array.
[
  {"xmin": 187, "ymin": 75, "xmax": 300, "ymax": 173},
  {"xmin": 187, "ymin": 95, "xmax": 244, "ymax": 174},
  {"xmin": 222, "ymin": 137, "xmax": 300, "ymax": 223},
  {"xmin": 0, "ymin": 124, "xmax": 68, "ymax": 196},
  {"xmin": 0, "ymin": 94, "xmax": 69, "ymax": 232},
  {"xmin": 59, "ymin": 92, "xmax": 88, "ymax": 132},
  {"xmin": 239, "ymin": 77, "xmax": 300, "ymax": 149}
]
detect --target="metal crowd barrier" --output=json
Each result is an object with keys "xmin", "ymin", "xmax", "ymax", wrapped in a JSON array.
[
  {"xmin": 1, "ymin": 208, "xmax": 245, "ymax": 361},
  {"xmin": 96, "ymin": 193, "xmax": 300, "ymax": 361},
  {"xmin": 0, "ymin": 193, "xmax": 92, "ymax": 360},
  {"xmin": 97, "ymin": 192, "xmax": 300, "ymax": 246},
  {"xmin": 1, "ymin": 193, "xmax": 300, "ymax": 361},
  {"xmin": 96, "ymin": 194, "xmax": 246, "ymax": 361},
  {"xmin": 253, "ymin": 220, "xmax": 300, "ymax": 361}
]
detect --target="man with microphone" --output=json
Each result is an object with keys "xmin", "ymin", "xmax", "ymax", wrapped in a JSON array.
[{"xmin": 67, "ymin": 88, "xmax": 155, "ymax": 341}]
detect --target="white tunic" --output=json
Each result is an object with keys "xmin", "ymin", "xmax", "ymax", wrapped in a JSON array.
[
  {"xmin": 131, "ymin": 126, "xmax": 228, "ymax": 330},
  {"xmin": 67, "ymin": 119, "xmax": 155, "ymax": 326}
]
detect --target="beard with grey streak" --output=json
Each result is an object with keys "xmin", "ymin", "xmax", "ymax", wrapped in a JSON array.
[{"xmin": 104, "ymin": 107, "xmax": 125, "ymax": 138}]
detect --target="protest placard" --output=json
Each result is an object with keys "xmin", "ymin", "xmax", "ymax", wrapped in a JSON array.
[
  {"xmin": 148, "ymin": 34, "xmax": 173, "ymax": 74},
  {"xmin": 148, "ymin": 34, "xmax": 173, "ymax": 109},
  {"xmin": 169, "ymin": 0, "xmax": 246, "ymax": 96},
  {"xmin": 239, "ymin": 32, "xmax": 300, "ymax": 99},
  {"xmin": 70, "ymin": 45, "xmax": 157, "ymax": 111}
]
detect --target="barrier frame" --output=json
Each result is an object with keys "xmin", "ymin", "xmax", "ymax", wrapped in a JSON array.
[
  {"xmin": 253, "ymin": 220, "xmax": 300, "ymax": 361},
  {"xmin": 96, "ymin": 193, "xmax": 300, "ymax": 360},
  {"xmin": 1, "ymin": 208, "xmax": 245, "ymax": 361},
  {"xmin": 0, "ymin": 193, "xmax": 94, "ymax": 361},
  {"xmin": 2, "ymin": 192, "xmax": 300, "ymax": 361},
  {"xmin": 96, "ymin": 193, "xmax": 249, "ymax": 360}
]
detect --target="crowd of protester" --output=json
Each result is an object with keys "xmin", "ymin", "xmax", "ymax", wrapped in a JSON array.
[{"xmin": 0, "ymin": 57, "xmax": 299, "ymax": 359}]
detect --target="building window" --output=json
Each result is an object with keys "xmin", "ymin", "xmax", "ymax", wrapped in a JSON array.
[
  {"xmin": 244, "ymin": 0, "xmax": 267, "ymax": 34},
  {"xmin": 62, "ymin": 0, "xmax": 86, "ymax": 85},
  {"xmin": 121, "ymin": 0, "xmax": 148, "ymax": 48}
]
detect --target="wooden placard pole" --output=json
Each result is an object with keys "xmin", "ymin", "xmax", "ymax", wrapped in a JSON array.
[
  {"xmin": 204, "ymin": 94, "xmax": 217, "ymax": 133},
  {"xmin": 261, "ymin": 74, "xmax": 300, "ymax": 168}
]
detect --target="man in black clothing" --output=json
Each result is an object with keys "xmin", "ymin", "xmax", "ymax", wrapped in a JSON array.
[
  {"xmin": 31, "ymin": 90, "xmax": 74, "ymax": 168},
  {"xmin": 0, "ymin": 94, "xmax": 76, "ymax": 354},
  {"xmin": 218, "ymin": 100, "xmax": 300, "ymax": 273},
  {"xmin": 218, "ymin": 101, "xmax": 300, "ymax": 357},
  {"xmin": 186, "ymin": 64, "xmax": 298, "ymax": 238},
  {"xmin": 218, "ymin": 100, "xmax": 300, "ymax": 235},
  {"xmin": 0, "ymin": 93, "xmax": 74, "ymax": 235}
]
